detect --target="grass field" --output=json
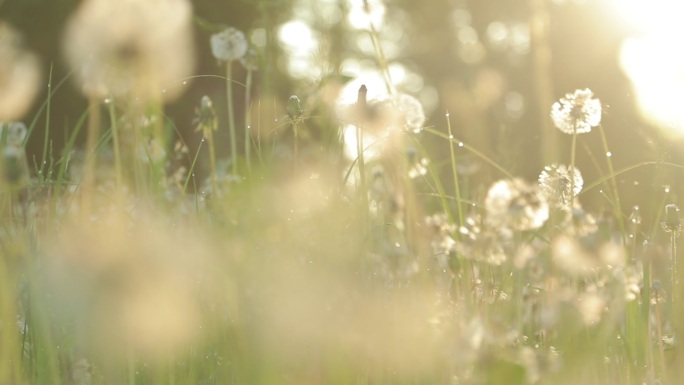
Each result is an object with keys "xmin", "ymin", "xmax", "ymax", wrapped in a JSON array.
[{"xmin": 1, "ymin": 0, "xmax": 683, "ymax": 384}]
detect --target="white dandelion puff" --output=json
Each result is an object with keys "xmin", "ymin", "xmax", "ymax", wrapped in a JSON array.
[
  {"xmin": 538, "ymin": 164, "xmax": 583, "ymax": 210},
  {"xmin": 550, "ymin": 88, "xmax": 601, "ymax": 134},
  {"xmin": 210, "ymin": 27, "xmax": 248, "ymax": 63}
]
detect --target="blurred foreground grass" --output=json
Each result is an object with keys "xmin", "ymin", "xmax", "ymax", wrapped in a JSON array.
[{"xmin": 1, "ymin": 0, "xmax": 684, "ymax": 384}]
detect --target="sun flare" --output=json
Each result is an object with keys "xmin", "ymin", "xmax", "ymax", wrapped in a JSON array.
[{"xmin": 611, "ymin": 0, "xmax": 684, "ymax": 135}]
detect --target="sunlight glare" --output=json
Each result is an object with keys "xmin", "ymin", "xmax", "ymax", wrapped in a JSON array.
[
  {"xmin": 347, "ymin": 0, "xmax": 386, "ymax": 30},
  {"xmin": 278, "ymin": 20, "xmax": 320, "ymax": 80},
  {"xmin": 611, "ymin": 0, "xmax": 684, "ymax": 135},
  {"xmin": 610, "ymin": 0, "xmax": 684, "ymax": 34}
]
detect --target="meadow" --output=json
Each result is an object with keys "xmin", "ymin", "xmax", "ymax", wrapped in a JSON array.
[{"xmin": 1, "ymin": 0, "xmax": 683, "ymax": 384}]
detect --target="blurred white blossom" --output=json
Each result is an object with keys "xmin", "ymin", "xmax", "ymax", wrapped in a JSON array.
[
  {"xmin": 538, "ymin": 164, "xmax": 583, "ymax": 211},
  {"xmin": 485, "ymin": 178, "xmax": 549, "ymax": 231},
  {"xmin": 0, "ymin": 22, "xmax": 41, "ymax": 121},
  {"xmin": 210, "ymin": 27, "xmax": 248, "ymax": 62},
  {"xmin": 63, "ymin": 0, "xmax": 195, "ymax": 102}
]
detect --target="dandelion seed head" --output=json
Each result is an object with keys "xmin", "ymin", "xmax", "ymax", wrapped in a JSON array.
[
  {"xmin": 538, "ymin": 164, "xmax": 583, "ymax": 211},
  {"xmin": 63, "ymin": 0, "xmax": 195, "ymax": 102},
  {"xmin": 210, "ymin": 27, "xmax": 248, "ymax": 62},
  {"xmin": 485, "ymin": 178, "xmax": 549, "ymax": 231},
  {"xmin": 395, "ymin": 93, "xmax": 425, "ymax": 133},
  {"xmin": 239, "ymin": 47, "xmax": 259, "ymax": 71},
  {"xmin": 550, "ymin": 88, "xmax": 601, "ymax": 134},
  {"xmin": 0, "ymin": 22, "xmax": 41, "ymax": 121}
]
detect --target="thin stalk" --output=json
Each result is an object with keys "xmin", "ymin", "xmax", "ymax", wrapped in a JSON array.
[
  {"xmin": 39, "ymin": 64, "xmax": 54, "ymax": 181},
  {"xmin": 183, "ymin": 139, "xmax": 203, "ymax": 193},
  {"xmin": 356, "ymin": 125, "xmax": 369, "ymax": 224},
  {"xmin": 597, "ymin": 124, "xmax": 627, "ymax": 243},
  {"xmin": 82, "ymin": 97, "xmax": 100, "ymax": 210},
  {"xmin": 423, "ymin": 127, "xmax": 513, "ymax": 178},
  {"xmin": 206, "ymin": 132, "xmax": 218, "ymax": 199},
  {"xmin": 293, "ymin": 121, "xmax": 299, "ymax": 170},
  {"xmin": 570, "ymin": 121, "xmax": 577, "ymax": 211},
  {"xmin": 670, "ymin": 231, "xmax": 678, "ymax": 318},
  {"xmin": 406, "ymin": 133, "xmax": 451, "ymax": 224},
  {"xmin": 654, "ymin": 290, "xmax": 668, "ymax": 384},
  {"xmin": 107, "ymin": 102, "xmax": 124, "ymax": 189},
  {"xmin": 227, "ymin": 63, "xmax": 238, "ymax": 175},
  {"xmin": 364, "ymin": 1, "xmax": 393, "ymax": 96},
  {"xmin": 446, "ymin": 112, "xmax": 464, "ymax": 230},
  {"xmin": 244, "ymin": 69, "xmax": 253, "ymax": 173}
]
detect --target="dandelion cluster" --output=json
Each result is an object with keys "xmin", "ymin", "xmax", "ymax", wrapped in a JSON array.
[
  {"xmin": 550, "ymin": 88, "xmax": 602, "ymax": 134},
  {"xmin": 4, "ymin": 2, "xmax": 683, "ymax": 385},
  {"xmin": 485, "ymin": 178, "xmax": 549, "ymax": 231}
]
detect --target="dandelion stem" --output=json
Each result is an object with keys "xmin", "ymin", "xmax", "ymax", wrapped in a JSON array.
[
  {"xmin": 244, "ymin": 68, "xmax": 253, "ymax": 173},
  {"xmin": 293, "ymin": 121, "xmax": 299, "ymax": 170},
  {"xmin": 227, "ymin": 63, "xmax": 238, "ymax": 175},
  {"xmin": 82, "ymin": 97, "xmax": 100, "ymax": 210},
  {"xmin": 356, "ymin": 124, "xmax": 369, "ymax": 223},
  {"xmin": 570, "ymin": 121, "xmax": 577, "ymax": 211},
  {"xmin": 365, "ymin": 6, "xmax": 393, "ymax": 96},
  {"xmin": 206, "ymin": 130, "xmax": 218, "ymax": 200},
  {"xmin": 107, "ymin": 101, "xmax": 124, "ymax": 189},
  {"xmin": 423, "ymin": 127, "xmax": 513, "ymax": 178},
  {"xmin": 446, "ymin": 112, "xmax": 464, "ymax": 231},
  {"xmin": 40, "ymin": 64, "xmax": 53, "ymax": 181},
  {"xmin": 597, "ymin": 124, "xmax": 627, "ymax": 243},
  {"xmin": 671, "ymin": 230, "xmax": 678, "ymax": 318}
]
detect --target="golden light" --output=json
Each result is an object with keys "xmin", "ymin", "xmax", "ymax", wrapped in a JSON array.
[
  {"xmin": 610, "ymin": 0, "xmax": 684, "ymax": 135},
  {"xmin": 277, "ymin": 20, "xmax": 320, "ymax": 79}
]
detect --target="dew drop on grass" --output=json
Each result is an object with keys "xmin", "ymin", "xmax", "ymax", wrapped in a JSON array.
[
  {"xmin": 445, "ymin": 112, "xmax": 450, "ymax": 117},
  {"xmin": 449, "ymin": 134, "xmax": 454, "ymax": 139},
  {"xmin": 395, "ymin": 242, "xmax": 400, "ymax": 247},
  {"xmin": 606, "ymin": 151, "xmax": 612, "ymax": 157},
  {"xmin": 182, "ymin": 81, "xmax": 187, "ymax": 85},
  {"xmin": 664, "ymin": 185, "xmax": 671, "ymax": 193},
  {"xmin": 458, "ymin": 142, "xmax": 464, "ymax": 147},
  {"xmin": 104, "ymin": 98, "xmax": 111, "ymax": 104}
]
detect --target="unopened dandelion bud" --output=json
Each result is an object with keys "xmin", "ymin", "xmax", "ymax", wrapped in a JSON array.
[
  {"xmin": 662, "ymin": 204, "xmax": 682, "ymax": 233},
  {"xmin": 2, "ymin": 146, "xmax": 28, "ymax": 187},
  {"xmin": 287, "ymin": 95, "xmax": 303, "ymax": 119},
  {"xmin": 194, "ymin": 95, "xmax": 218, "ymax": 135},
  {"xmin": 0, "ymin": 121, "xmax": 28, "ymax": 148},
  {"xmin": 210, "ymin": 27, "xmax": 248, "ymax": 62},
  {"xmin": 357, "ymin": 85, "xmax": 368, "ymax": 108}
]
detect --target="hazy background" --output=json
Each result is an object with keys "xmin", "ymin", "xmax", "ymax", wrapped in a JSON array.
[{"xmin": 2, "ymin": 0, "xmax": 680, "ymax": 218}]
